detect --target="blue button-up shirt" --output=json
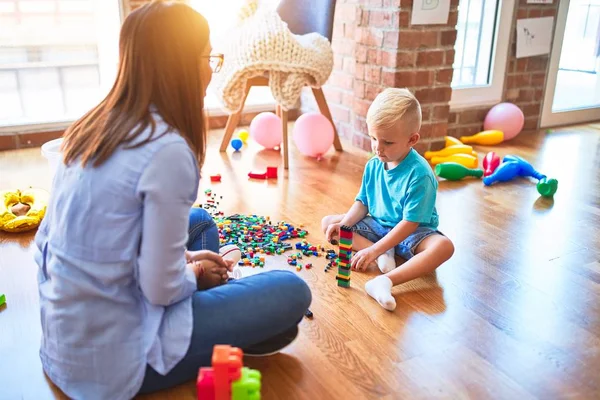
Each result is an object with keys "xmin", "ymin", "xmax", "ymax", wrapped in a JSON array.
[{"xmin": 34, "ymin": 114, "xmax": 199, "ymax": 399}]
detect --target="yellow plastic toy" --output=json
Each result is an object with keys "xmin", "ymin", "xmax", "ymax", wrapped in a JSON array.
[
  {"xmin": 444, "ymin": 136, "xmax": 463, "ymax": 147},
  {"xmin": 425, "ymin": 144, "xmax": 473, "ymax": 160},
  {"xmin": 460, "ymin": 130, "xmax": 504, "ymax": 146},
  {"xmin": 430, "ymin": 154, "xmax": 478, "ymax": 169},
  {"xmin": 237, "ymin": 130, "xmax": 249, "ymax": 144},
  {"xmin": 0, "ymin": 188, "xmax": 49, "ymax": 233}
]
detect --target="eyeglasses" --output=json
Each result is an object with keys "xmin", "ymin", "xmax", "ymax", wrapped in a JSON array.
[{"xmin": 202, "ymin": 53, "xmax": 224, "ymax": 73}]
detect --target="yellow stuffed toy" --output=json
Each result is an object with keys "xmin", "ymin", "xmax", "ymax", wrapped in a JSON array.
[{"xmin": 0, "ymin": 188, "xmax": 49, "ymax": 233}]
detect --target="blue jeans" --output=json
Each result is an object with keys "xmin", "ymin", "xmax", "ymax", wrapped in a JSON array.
[
  {"xmin": 187, "ymin": 207, "xmax": 220, "ymax": 252},
  {"xmin": 354, "ymin": 216, "xmax": 443, "ymax": 260},
  {"xmin": 138, "ymin": 208, "xmax": 312, "ymax": 393}
]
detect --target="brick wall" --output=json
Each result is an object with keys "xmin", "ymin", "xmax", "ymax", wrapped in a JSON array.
[
  {"xmin": 447, "ymin": 1, "xmax": 559, "ymax": 138},
  {"xmin": 320, "ymin": 0, "xmax": 459, "ymax": 153}
]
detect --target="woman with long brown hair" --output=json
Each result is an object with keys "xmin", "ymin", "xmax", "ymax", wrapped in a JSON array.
[{"xmin": 34, "ymin": 2, "xmax": 311, "ymax": 398}]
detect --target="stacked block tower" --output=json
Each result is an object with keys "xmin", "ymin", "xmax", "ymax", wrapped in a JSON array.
[
  {"xmin": 336, "ymin": 225, "xmax": 353, "ymax": 287},
  {"xmin": 197, "ymin": 345, "xmax": 261, "ymax": 400}
]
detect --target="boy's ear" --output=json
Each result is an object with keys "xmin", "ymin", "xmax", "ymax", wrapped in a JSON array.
[{"xmin": 408, "ymin": 132, "xmax": 420, "ymax": 146}]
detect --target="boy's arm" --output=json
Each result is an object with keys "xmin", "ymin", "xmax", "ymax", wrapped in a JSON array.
[
  {"xmin": 370, "ymin": 220, "xmax": 419, "ymax": 255},
  {"xmin": 340, "ymin": 201, "xmax": 369, "ymax": 226}
]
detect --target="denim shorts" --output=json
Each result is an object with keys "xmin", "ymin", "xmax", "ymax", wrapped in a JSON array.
[{"xmin": 353, "ymin": 216, "xmax": 443, "ymax": 260}]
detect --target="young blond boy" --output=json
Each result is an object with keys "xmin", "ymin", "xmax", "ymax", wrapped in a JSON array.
[{"xmin": 322, "ymin": 88, "xmax": 454, "ymax": 311}]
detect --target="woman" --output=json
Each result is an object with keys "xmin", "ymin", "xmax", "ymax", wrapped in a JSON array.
[{"xmin": 34, "ymin": 2, "xmax": 311, "ymax": 399}]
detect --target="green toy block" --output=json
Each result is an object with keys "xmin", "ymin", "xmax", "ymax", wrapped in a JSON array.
[
  {"xmin": 231, "ymin": 367, "xmax": 261, "ymax": 400},
  {"xmin": 337, "ymin": 269, "xmax": 351, "ymax": 277},
  {"xmin": 338, "ymin": 238, "xmax": 352, "ymax": 246},
  {"xmin": 0, "ymin": 294, "xmax": 5, "ymax": 307},
  {"xmin": 337, "ymin": 279, "xmax": 351, "ymax": 288}
]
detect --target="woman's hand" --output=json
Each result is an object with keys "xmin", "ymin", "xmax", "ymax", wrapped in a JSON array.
[{"xmin": 186, "ymin": 250, "xmax": 232, "ymax": 290}]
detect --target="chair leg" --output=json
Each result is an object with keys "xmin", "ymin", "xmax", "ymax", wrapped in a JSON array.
[
  {"xmin": 220, "ymin": 85, "xmax": 251, "ymax": 152},
  {"xmin": 278, "ymin": 104, "xmax": 289, "ymax": 170},
  {"xmin": 312, "ymin": 87, "xmax": 343, "ymax": 151}
]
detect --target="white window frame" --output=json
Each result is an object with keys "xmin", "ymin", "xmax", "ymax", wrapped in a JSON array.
[
  {"xmin": 449, "ymin": 0, "xmax": 516, "ymax": 110},
  {"xmin": 0, "ymin": 0, "xmax": 123, "ymax": 134}
]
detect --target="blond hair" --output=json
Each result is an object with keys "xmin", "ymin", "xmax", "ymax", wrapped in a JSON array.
[{"xmin": 366, "ymin": 88, "xmax": 422, "ymax": 134}]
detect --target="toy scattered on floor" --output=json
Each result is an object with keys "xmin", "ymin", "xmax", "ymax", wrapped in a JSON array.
[
  {"xmin": 483, "ymin": 152, "xmax": 500, "ymax": 177},
  {"xmin": 460, "ymin": 130, "xmax": 504, "ymax": 146},
  {"xmin": 483, "ymin": 155, "xmax": 558, "ymax": 197},
  {"xmin": 292, "ymin": 112, "xmax": 334, "ymax": 159},
  {"xmin": 484, "ymin": 102, "xmax": 524, "ymax": 141},
  {"xmin": 0, "ymin": 294, "xmax": 6, "ymax": 307},
  {"xmin": 444, "ymin": 136, "xmax": 462, "ymax": 147},
  {"xmin": 197, "ymin": 344, "xmax": 261, "ymax": 400},
  {"xmin": 231, "ymin": 139, "xmax": 243, "ymax": 151},
  {"xmin": 216, "ymin": 214, "xmax": 307, "ymax": 267},
  {"xmin": 336, "ymin": 226, "xmax": 353, "ymax": 288},
  {"xmin": 237, "ymin": 130, "xmax": 249, "ymax": 144},
  {"xmin": 248, "ymin": 167, "xmax": 278, "ymax": 180},
  {"xmin": 250, "ymin": 112, "xmax": 282, "ymax": 150},
  {"xmin": 430, "ymin": 153, "xmax": 478, "ymax": 169},
  {"xmin": 304, "ymin": 309, "xmax": 313, "ymax": 318},
  {"xmin": 434, "ymin": 162, "xmax": 483, "ymax": 181},
  {"xmin": 0, "ymin": 188, "xmax": 49, "ymax": 233},
  {"xmin": 195, "ymin": 190, "xmax": 225, "ymax": 218},
  {"xmin": 424, "ymin": 144, "xmax": 473, "ymax": 160},
  {"xmin": 210, "ymin": 174, "xmax": 222, "ymax": 182}
]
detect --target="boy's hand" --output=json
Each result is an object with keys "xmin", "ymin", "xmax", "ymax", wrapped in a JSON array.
[
  {"xmin": 325, "ymin": 223, "xmax": 341, "ymax": 243},
  {"xmin": 351, "ymin": 246, "xmax": 377, "ymax": 271}
]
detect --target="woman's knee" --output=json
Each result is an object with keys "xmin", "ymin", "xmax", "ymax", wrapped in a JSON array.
[{"xmin": 269, "ymin": 271, "xmax": 312, "ymax": 313}]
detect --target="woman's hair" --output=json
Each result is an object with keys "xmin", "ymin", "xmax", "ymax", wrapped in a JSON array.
[
  {"xmin": 62, "ymin": 1, "xmax": 210, "ymax": 168},
  {"xmin": 366, "ymin": 88, "xmax": 422, "ymax": 134}
]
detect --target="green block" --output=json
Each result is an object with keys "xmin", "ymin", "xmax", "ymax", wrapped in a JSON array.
[
  {"xmin": 339, "ymin": 238, "xmax": 352, "ymax": 246},
  {"xmin": 0, "ymin": 294, "xmax": 5, "ymax": 307},
  {"xmin": 232, "ymin": 367, "xmax": 262, "ymax": 400},
  {"xmin": 337, "ymin": 280, "xmax": 351, "ymax": 288},
  {"xmin": 337, "ymin": 269, "xmax": 351, "ymax": 277}
]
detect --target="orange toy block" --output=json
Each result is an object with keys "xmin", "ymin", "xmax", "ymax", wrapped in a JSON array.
[{"xmin": 212, "ymin": 345, "xmax": 243, "ymax": 400}]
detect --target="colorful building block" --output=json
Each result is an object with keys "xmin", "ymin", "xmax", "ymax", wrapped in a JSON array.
[
  {"xmin": 337, "ymin": 225, "xmax": 353, "ymax": 287},
  {"xmin": 213, "ymin": 345, "xmax": 243, "ymax": 400},
  {"xmin": 231, "ymin": 367, "xmax": 261, "ymax": 400},
  {"xmin": 197, "ymin": 345, "xmax": 262, "ymax": 400},
  {"xmin": 0, "ymin": 294, "xmax": 5, "ymax": 307},
  {"xmin": 197, "ymin": 368, "xmax": 216, "ymax": 400}
]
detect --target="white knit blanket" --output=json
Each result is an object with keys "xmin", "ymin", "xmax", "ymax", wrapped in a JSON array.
[{"xmin": 210, "ymin": 8, "xmax": 334, "ymax": 112}]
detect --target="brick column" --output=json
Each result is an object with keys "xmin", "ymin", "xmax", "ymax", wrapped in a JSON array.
[
  {"xmin": 448, "ymin": 2, "xmax": 559, "ymax": 138},
  {"xmin": 324, "ymin": 0, "xmax": 458, "ymax": 153}
]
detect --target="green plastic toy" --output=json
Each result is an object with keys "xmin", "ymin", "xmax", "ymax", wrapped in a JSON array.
[
  {"xmin": 435, "ymin": 162, "xmax": 483, "ymax": 181},
  {"xmin": 231, "ymin": 367, "xmax": 262, "ymax": 400},
  {"xmin": 0, "ymin": 294, "xmax": 6, "ymax": 307},
  {"xmin": 537, "ymin": 177, "xmax": 558, "ymax": 198}
]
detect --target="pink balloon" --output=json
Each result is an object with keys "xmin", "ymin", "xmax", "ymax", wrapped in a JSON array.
[
  {"xmin": 292, "ymin": 112, "xmax": 334, "ymax": 158},
  {"xmin": 250, "ymin": 112, "xmax": 282, "ymax": 149},
  {"xmin": 483, "ymin": 102, "xmax": 525, "ymax": 141}
]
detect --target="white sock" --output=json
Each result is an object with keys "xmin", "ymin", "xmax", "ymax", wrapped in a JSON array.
[
  {"xmin": 365, "ymin": 276, "xmax": 396, "ymax": 311},
  {"xmin": 376, "ymin": 248, "xmax": 396, "ymax": 274}
]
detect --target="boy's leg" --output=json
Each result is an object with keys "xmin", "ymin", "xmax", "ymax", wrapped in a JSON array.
[
  {"xmin": 366, "ymin": 234, "xmax": 454, "ymax": 311},
  {"xmin": 138, "ymin": 270, "xmax": 311, "ymax": 393},
  {"xmin": 187, "ymin": 207, "xmax": 219, "ymax": 252}
]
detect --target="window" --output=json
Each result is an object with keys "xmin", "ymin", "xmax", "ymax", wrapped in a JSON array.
[
  {"xmin": 450, "ymin": 0, "xmax": 515, "ymax": 109},
  {"xmin": 0, "ymin": 0, "xmax": 121, "ymax": 131},
  {"xmin": 190, "ymin": 0, "xmax": 280, "ymax": 114}
]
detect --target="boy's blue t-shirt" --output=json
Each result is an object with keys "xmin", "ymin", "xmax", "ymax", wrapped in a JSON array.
[{"xmin": 356, "ymin": 149, "xmax": 439, "ymax": 229}]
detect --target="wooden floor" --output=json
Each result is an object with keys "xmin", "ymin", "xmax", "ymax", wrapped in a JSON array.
[{"xmin": 1, "ymin": 124, "xmax": 600, "ymax": 399}]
